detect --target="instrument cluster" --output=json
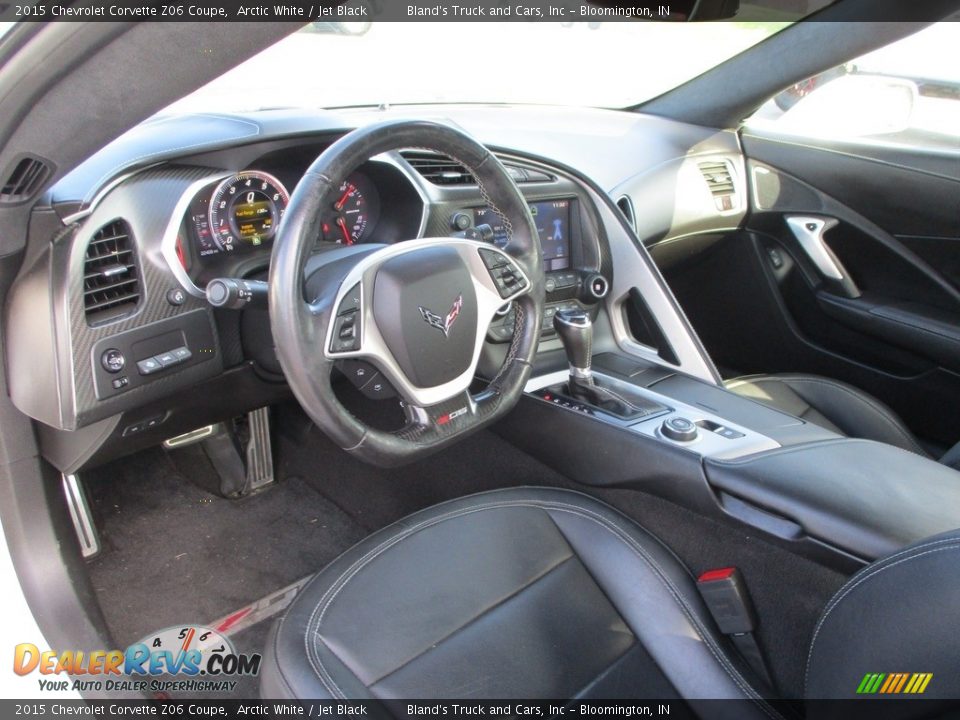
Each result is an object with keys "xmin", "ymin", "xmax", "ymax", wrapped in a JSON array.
[{"xmin": 175, "ymin": 169, "xmax": 384, "ymax": 289}]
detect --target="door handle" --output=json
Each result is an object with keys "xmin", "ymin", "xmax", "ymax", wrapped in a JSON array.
[{"xmin": 785, "ymin": 216, "xmax": 860, "ymax": 298}]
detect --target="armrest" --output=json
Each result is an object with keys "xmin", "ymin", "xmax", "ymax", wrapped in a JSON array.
[
  {"xmin": 704, "ymin": 439, "xmax": 960, "ymax": 561},
  {"xmin": 817, "ymin": 291, "xmax": 960, "ymax": 372}
]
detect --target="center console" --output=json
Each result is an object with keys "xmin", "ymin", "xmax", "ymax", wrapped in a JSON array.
[
  {"xmin": 498, "ymin": 308, "xmax": 960, "ymax": 573},
  {"xmin": 527, "ymin": 308, "xmax": 781, "ymax": 460}
]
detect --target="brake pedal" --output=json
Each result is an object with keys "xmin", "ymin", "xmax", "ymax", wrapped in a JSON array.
[
  {"xmin": 62, "ymin": 473, "xmax": 100, "ymax": 559},
  {"xmin": 176, "ymin": 409, "xmax": 276, "ymax": 498}
]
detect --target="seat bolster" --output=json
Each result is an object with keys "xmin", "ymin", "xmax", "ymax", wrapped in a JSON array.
[
  {"xmin": 806, "ymin": 529, "xmax": 960, "ymax": 704},
  {"xmin": 544, "ymin": 505, "xmax": 776, "ymax": 707}
]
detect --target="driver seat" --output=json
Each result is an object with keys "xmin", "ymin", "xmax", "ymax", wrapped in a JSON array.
[{"xmin": 261, "ymin": 487, "xmax": 960, "ymax": 706}]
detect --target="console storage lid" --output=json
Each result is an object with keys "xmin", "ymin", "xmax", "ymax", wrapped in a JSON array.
[{"xmin": 704, "ymin": 439, "xmax": 960, "ymax": 562}]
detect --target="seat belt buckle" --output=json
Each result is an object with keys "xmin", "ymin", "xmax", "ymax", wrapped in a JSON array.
[
  {"xmin": 696, "ymin": 567, "xmax": 757, "ymax": 635},
  {"xmin": 697, "ymin": 567, "xmax": 775, "ymax": 689}
]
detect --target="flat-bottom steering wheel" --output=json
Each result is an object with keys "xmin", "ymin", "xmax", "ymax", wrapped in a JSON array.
[{"xmin": 269, "ymin": 120, "xmax": 545, "ymax": 467}]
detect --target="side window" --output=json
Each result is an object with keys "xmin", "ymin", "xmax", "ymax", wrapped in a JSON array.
[{"xmin": 747, "ymin": 23, "xmax": 959, "ymax": 151}]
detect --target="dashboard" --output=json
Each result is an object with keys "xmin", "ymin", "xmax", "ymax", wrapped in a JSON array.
[{"xmin": 6, "ymin": 105, "xmax": 747, "ymax": 472}]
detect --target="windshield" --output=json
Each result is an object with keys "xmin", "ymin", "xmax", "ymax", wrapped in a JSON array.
[{"xmin": 165, "ymin": 21, "xmax": 793, "ymax": 113}]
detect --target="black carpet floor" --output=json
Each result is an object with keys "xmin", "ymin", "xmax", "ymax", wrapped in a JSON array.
[
  {"xmin": 85, "ymin": 447, "xmax": 366, "ymax": 647},
  {"xmin": 85, "ymin": 402, "xmax": 847, "ymax": 699}
]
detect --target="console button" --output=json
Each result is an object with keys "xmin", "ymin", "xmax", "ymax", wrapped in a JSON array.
[
  {"xmin": 661, "ymin": 416, "xmax": 698, "ymax": 442},
  {"xmin": 137, "ymin": 357, "xmax": 162, "ymax": 375},
  {"xmin": 156, "ymin": 351, "xmax": 179, "ymax": 368},
  {"xmin": 171, "ymin": 347, "xmax": 192, "ymax": 362},
  {"xmin": 101, "ymin": 348, "xmax": 125, "ymax": 374},
  {"xmin": 717, "ymin": 426, "xmax": 745, "ymax": 440}
]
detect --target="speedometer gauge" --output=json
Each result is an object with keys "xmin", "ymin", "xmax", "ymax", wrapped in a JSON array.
[{"xmin": 209, "ymin": 171, "xmax": 289, "ymax": 251}]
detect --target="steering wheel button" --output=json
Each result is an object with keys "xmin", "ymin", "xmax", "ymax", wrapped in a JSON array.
[
  {"xmin": 337, "ymin": 283, "xmax": 362, "ymax": 315},
  {"xmin": 339, "ymin": 359, "xmax": 376, "ymax": 387},
  {"xmin": 479, "ymin": 248, "xmax": 508, "ymax": 270},
  {"xmin": 359, "ymin": 372, "xmax": 396, "ymax": 399}
]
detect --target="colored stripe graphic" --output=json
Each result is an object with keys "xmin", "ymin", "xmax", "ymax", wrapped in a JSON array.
[{"xmin": 857, "ymin": 673, "xmax": 932, "ymax": 694}]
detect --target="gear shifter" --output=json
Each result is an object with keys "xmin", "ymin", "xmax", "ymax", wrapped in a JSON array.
[
  {"xmin": 553, "ymin": 308, "xmax": 593, "ymax": 381},
  {"xmin": 553, "ymin": 308, "xmax": 664, "ymax": 419}
]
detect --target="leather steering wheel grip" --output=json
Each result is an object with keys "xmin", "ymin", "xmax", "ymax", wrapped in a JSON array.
[{"xmin": 268, "ymin": 119, "xmax": 545, "ymax": 467}]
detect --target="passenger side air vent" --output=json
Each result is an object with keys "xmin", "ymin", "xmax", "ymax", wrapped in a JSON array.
[
  {"xmin": 616, "ymin": 195, "xmax": 636, "ymax": 231},
  {"xmin": 401, "ymin": 151, "xmax": 475, "ymax": 185},
  {"xmin": 698, "ymin": 160, "xmax": 738, "ymax": 213},
  {"xmin": 83, "ymin": 220, "xmax": 141, "ymax": 324},
  {"xmin": 0, "ymin": 156, "xmax": 51, "ymax": 204}
]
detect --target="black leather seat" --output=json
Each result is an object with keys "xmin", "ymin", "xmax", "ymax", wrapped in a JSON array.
[
  {"xmin": 261, "ymin": 487, "xmax": 960, "ymax": 706},
  {"xmin": 724, "ymin": 374, "xmax": 930, "ymax": 456}
]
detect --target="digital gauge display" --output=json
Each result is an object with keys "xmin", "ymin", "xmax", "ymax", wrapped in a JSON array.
[{"xmin": 207, "ymin": 171, "xmax": 289, "ymax": 252}]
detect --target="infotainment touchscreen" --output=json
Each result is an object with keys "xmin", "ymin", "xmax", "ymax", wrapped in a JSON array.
[{"xmin": 474, "ymin": 199, "xmax": 572, "ymax": 271}]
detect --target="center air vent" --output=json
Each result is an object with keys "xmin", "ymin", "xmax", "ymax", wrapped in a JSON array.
[
  {"xmin": 698, "ymin": 160, "xmax": 738, "ymax": 212},
  {"xmin": 83, "ymin": 220, "xmax": 141, "ymax": 324},
  {"xmin": 401, "ymin": 151, "xmax": 554, "ymax": 186},
  {"xmin": 401, "ymin": 151, "xmax": 474, "ymax": 185}
]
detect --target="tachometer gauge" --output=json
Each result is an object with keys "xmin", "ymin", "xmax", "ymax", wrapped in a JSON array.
[
  {"xmin": 209, "ymin": 171, "xmax": 289, "ymax": 251},
  {"xmin": 320, "ymin": 174, "xmax": 379, "ymax": 245}
]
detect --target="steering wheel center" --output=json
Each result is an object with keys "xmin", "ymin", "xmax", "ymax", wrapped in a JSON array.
[{"xmin": 373, "ymin": 245, "xmax": 479, "ymax": 388}]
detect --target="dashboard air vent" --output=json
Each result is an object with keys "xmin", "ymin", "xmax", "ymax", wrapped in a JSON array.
[
  {"xmin": 697, "ymin": 160, "xmax": 738, "ymax": 212},
  {"xmin": 400, "ymin": 151, "xmax": 553, "ymax": 186},
  {"xmin": 401, "ymin": 151, "xmax": 474, "ymax": 185},
  {"xmin": 83, "ymin": 220, "xmax": 141, "ymax": 324},
  {"xmin": 616, "ymin": 195, "xmax": 636, "ymax": 231},
  {"xmin": 1, "ymin": 156, "xmax": 51, "ymax": 204}
]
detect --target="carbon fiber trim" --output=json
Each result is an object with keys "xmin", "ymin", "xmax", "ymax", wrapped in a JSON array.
[{"xmin": 59, "ymin": 166, "xmax": 225, "ymax": 429}]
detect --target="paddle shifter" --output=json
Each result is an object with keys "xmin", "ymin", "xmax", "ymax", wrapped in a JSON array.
[{"xmin": 553, "ymin": 308, "xmax": 665, "ymax": 420}]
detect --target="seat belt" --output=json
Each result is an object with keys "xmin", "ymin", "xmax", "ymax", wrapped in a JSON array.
[{"xmin": 696, "ymin": 567, "xmax": 775, "ymax": 690}]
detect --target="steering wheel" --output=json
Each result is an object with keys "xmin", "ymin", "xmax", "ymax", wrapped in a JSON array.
[{"xmin": 269, "ymin": 120, "xmax": 545, "ymax": 467}]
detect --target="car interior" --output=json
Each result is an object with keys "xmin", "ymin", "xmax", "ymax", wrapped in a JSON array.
[{"xmin": 0, "ymin": 4, "xmax": 959, "ymax": 713}]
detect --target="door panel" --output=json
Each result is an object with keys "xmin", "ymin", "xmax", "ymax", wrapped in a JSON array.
[{"xmin": 663, "ymin": 135, "xmax": 960, "ymax": 449}]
